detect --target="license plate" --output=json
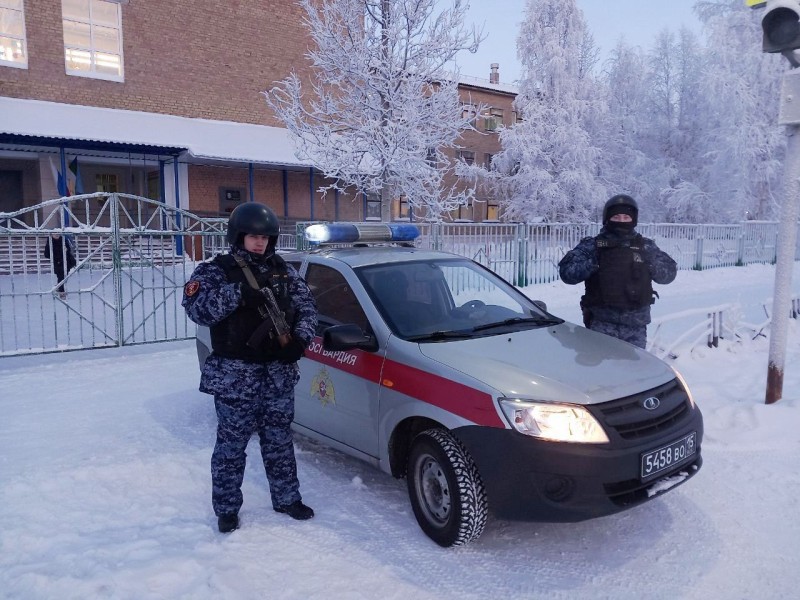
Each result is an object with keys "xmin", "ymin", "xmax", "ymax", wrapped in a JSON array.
[{"xmin": 641, "ymin": 432, "xmax": 697, "ymax": 479}]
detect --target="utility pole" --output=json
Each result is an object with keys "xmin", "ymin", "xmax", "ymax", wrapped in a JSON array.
[{"xmin": 755, "ymin": 1, "xmax": 800, "ymax": 403}]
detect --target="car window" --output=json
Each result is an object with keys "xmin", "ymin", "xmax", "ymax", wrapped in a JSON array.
[
  {"xmin": 361, "ymin": 258, "xmax": 554, "ymax": 339},
  {"xmin": 305, "ymin": 263, "xmax": 370, "ymax": 333}
]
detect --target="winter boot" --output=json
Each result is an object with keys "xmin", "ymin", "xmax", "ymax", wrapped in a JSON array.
[
  {"xmin": 218, "ymin": 513, "xmax": 239, "ymax": 533},
  {"xmin": 274, "ymin": 500, "xmax": 314, "ymax": 520}
]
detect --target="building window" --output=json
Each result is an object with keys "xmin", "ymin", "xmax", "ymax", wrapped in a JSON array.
[
  {"xmin": 511, "ymin": 110, "xmax": 523, "ymax": 124},
  {"xmin": 461, "ymin": 104, "xmax": 477, "ymax": 125},
  {"xmin": 425, "ymin": 147, "xmax": 437, "ymax": 167},
  {"xmin": 483, "ymin": 107, "xmax": 504, "ymax": 131},
  {"xmin": 455, "ymin": 201, "xmax": 473, "ymax": 222},
  {"xmin": 484, "ymin": 153, "xmax": 494, "ymax": 170},
  {"xmin": 62, "ymin": 0, "xmax": 124, "ymax": 81},
  {"xmin": 365, "ymin": 193, "xmax": 381, "ymax": 221},
  {"xmin": 458, "ymin": 150, "xmax": 475, "ymax": 166},
  {"xmin": 0, "ymin": 0, "xmax": 27, "ymax": 69},
  {"xmin": 398, "ymin": 195, "xmax": 410, "ymax": 220},
  {"xmin": 486, "ymin": 203, "xmax": 500, "ymax": 221},
  {"xmin": 95, "ymin": 173, "xmax": 119, "ymax": 192}
]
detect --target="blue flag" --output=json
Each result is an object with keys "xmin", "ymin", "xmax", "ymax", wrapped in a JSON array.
[{"xmin": 69, "ymin": 157, "xmax": 85, "ymax": 195}]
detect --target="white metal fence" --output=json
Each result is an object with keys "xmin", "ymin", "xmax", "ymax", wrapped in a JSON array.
[
  {"xmin": 2, "ymin": 195, "xmax": 798, "ymax": 356},
  {"xmin": 398, "ymin": 221, "xmax": 794, "ymax": 286},
  {"xmin": 0, "ymin": 193, "xmax": 223, "ymax": 355}
]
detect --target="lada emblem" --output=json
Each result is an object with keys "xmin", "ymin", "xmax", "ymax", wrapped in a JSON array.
[{"xmin": 642, "ymin": 396, "xmax": 660, "ymax": 410}]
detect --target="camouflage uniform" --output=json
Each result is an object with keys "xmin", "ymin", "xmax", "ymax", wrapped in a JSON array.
[
  {"xmin": 558, "ymin": 227, "xmax": 676, "ymax": 349},
  {"xmin": 182, "ymin": 246, "xmax": 317, "ymax": 517}
]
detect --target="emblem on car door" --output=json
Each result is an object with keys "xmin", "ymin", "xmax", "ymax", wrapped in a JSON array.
[
  {"xmin": 311, "ymin": 367, "xmax": 336, "ymax": 406},
  {"xmin": 642, "ymin": 397, "xmax": 660, "ymax": 410}
]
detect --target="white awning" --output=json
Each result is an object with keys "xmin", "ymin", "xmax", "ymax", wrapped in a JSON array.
[{"xmin": 0, "ymin": 96, "xmax": 311, "ymax": 167}]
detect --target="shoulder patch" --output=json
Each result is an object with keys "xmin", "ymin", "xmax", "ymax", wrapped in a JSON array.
[{"xmin": 184, "ymin": 280, "xmax": 200, "ymax": 297}]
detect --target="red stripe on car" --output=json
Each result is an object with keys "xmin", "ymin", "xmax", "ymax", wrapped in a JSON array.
[{"xmin": 305, "ymin": 338, "xmax": 504, "ymax": 428}]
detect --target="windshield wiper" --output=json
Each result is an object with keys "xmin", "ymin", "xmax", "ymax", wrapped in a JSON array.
[
  {"xmin": 471, "ymin": 316, "xmax": 563, "ymax": 332},
  {"xmin": 406, "ymin": 330, "xmax": 474, "ymax": 342}
]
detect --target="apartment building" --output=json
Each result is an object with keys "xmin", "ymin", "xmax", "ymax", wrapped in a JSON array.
[{"xmin": 0, "ymin": 0, "xmax": 517, "ymax": 223}]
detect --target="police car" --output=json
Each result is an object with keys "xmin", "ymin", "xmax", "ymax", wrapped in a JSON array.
[{"xmin": 196, "ymin": 222, "xmax": 703, "ymax": 547}]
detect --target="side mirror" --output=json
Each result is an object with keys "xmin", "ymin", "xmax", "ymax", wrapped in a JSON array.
[
  {"xmin": 533, "ymin": 300, "xmax": 547, "ymax": 312},
  {"xmin": 323, "ymin": 324, "xmax": 378, "ymax": 352}
]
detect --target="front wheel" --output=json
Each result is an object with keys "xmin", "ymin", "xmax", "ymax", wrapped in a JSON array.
[{"xmin": 407, "ymin": 428, "xmax": 488, "ymax": 547}]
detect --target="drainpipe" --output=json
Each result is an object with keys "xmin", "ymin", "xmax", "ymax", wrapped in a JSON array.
[
  {"xmin": 248, "ymin": 163, "xmax": 255, "ymax": 202},
  {"xmin": 173, "ymin": 155, "xmax": 183, "ymax": 255},
  {"xmin": 309, "ymin": 167, "xmax": 315, "ymax": 220},
  {"xmin": 282, "ymin": 169, "xmax": 289, "ymax": 217}
]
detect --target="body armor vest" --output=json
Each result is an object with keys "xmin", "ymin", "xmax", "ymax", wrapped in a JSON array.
[
  {"xmin": 583, "ymin": 235, "xmax": 654, "ymax": 310},
  {"xmin": 210, "ymin": 253, "xmax": 295, "ymax": 362}
]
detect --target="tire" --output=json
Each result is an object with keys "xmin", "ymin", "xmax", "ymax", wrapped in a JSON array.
[{"xmin": 406, "ymin": 428, "xmax": 488, "ymax": 547}]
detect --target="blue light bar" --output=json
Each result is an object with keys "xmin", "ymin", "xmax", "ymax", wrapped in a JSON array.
[{"xmin": 305, "ymin": 223, "xmax": 420, "ymax": 245}]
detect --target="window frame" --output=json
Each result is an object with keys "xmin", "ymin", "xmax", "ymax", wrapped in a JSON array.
[
  {"xmin": 62, "ymin": 0, "xmax": 125, "ymax": 82},
  {"xmin": 458, "ymin": 150, "xmax": 475, "ymax": 166},
  {"xmin": 0, "ymin": 0, "xmax": 28, "ymax": 69}
]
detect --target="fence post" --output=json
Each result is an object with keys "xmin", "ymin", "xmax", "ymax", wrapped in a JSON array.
[
  {"xmin": 517, "ymin": 224, "xmax": 527, "ymax": 286},
  {"xmin": 111, "ymin": 194, "xmax": 124, "ymax": 347},
  {"xmin": 695, "ymin": 227, "xmax": 704, "ymax": 270},
  {"xmin": 737, "ymin": 226, "xmax": 746, "ymax": 266}
]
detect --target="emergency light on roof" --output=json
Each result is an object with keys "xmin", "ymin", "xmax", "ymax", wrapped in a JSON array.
[{"xmin": 304, "ymin": 222, "xmax": 420, "ymax": 245}]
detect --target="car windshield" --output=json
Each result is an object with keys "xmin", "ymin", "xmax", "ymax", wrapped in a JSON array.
[{"xmin": 358, "ymin": 258, "xmax": 561, "ymax": 340}]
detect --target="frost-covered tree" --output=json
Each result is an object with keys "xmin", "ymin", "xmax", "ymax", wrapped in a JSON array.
[
  {"xmin": 690, "ymin": 0, "xmax": 785, "ymax": 221},
  {"xmin": 594, "ymin": 41, "xmax": 673, "ymax": 221},
  {"xmin": 264, "ymin": 0, "xmax": 482, "ymax": 221},
  {"xmin": 487, "ymin": 0, "xmax": 604, "ymax": 222}
]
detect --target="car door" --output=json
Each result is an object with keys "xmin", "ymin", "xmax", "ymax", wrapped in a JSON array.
[{"xmin": 296, "ymin": 261, "xmax": 384, "ymax": 458}]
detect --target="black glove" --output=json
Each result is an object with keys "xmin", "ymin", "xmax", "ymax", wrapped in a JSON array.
[
  {"xmin": 240, "ymin": 284, "xmax": 265, "ymax": 307},
  {"xmin": 276, "ymin": 338, "xmax": 305, "ymax": 363}
]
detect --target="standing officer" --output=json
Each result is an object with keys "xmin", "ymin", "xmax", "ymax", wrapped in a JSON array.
[
  {"xmin": 182, "ymin": 202, "xmax": 318, "ymax": 533},
  {"xmin": 558, "ymin": 194, "xmax": 677, "ymax": 349}
]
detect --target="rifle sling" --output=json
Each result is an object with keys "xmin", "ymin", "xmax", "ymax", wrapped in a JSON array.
[{"xmin": 232, "ymin": 255, "xmax": 262, "ymax": 291}]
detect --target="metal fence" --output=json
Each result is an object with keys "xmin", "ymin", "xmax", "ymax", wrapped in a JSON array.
[
  {"xmin": 1, "ymin": 194, "xmax": 798, "ymax": 356},
  {"xmin": 0, "ymin": 193, "xmax": 224, "ymax": 356},
  {"xmin": 402, "ymin": 221, "xmax": 794, "ymax": 286}
]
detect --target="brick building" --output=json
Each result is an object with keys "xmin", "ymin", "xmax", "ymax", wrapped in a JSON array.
[{"xmin": 0, "ymin": 0, "xmax": 517, "ymax": 224}]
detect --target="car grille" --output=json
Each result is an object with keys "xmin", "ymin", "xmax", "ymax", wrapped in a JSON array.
[{"xmin": 592, "ymin": 379, "xmax": 691, "ymax": 441}]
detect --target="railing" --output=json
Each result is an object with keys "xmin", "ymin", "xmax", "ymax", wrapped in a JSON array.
[
  {"xmin": 3, "ymin": 199, "xmax": 799, "ymax": 357},
  {"xmin": 648, "ymin": 295, "xmax": 800, "ymax": 361},
  {"xmin": 295, "ymin": 221, "xmax": 797, "ymax": 285}
]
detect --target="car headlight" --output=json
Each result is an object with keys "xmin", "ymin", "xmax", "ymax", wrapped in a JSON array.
[
  {"xmin": 671, "ymin": 368, "xmax": 696, "ymax": 409},
  {"xmin": 498, "ymin": 399, "xmax": 610, "ymax": 444}
]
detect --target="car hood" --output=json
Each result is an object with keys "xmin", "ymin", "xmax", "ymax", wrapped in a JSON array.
[{"xmin": 417, "ymin": 322, "xmax": 675, "ymax": 404}]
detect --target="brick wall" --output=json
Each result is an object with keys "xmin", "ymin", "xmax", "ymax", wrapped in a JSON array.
[{"xmin": 1, "ymin": 0, "xmax": 311, "ymax": 125}]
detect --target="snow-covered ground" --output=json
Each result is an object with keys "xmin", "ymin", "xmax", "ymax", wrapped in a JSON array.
[{"xmin": 1, "ymin": 263, "xmax": 798, "ymax": 600}]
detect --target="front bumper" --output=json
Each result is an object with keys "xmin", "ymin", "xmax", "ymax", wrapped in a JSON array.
[{"xmin": 454, "ymin": 406, "xmax": 703, "ymax": 522}]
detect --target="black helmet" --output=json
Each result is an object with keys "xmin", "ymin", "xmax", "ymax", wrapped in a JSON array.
[
  {"xmin": 226, "ymin": 202, "xmax": 280, "ymax": 246},
  {"xmin": 603, "ymin": 194, "xmax": 638, "ymax": 227}
]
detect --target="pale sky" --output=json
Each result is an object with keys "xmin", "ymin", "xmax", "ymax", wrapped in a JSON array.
[{"xmin": 456, "ymin": 0, "xmax": 704, "ymax": 83}]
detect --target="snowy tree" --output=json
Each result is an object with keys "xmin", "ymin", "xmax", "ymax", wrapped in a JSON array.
[
  {"xmin": 593, "ymin": 41, "xmax": 673, "ymax": 221},
  {"xmin": 264, "ymin": 0, "xmax": 483, "ymax": 222},
  {"xmin": 690, "ymin": 0, "xmax": 786, "ymax": 222},
  {"xmin": 485, "ymin": 0, "xmax": 604, "ymax": 222}
]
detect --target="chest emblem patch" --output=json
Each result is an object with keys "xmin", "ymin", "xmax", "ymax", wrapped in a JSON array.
[{"xmin": 184, "ymin": 281, "xmax": 200, "ymax": 297}]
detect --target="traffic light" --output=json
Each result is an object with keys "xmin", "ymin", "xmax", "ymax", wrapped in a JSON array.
[{"xmin": 761, "ymin": 1, "xmax": 800, "ymax": 53}]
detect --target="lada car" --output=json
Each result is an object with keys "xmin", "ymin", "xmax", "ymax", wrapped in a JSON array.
[{"xmin": 195, "ymin": 223, "xmax": 703, "ymax": 547}]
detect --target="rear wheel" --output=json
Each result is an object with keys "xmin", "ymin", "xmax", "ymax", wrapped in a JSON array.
[{"xmin": 406, "ymin": 428, "xmax": 488, "ymax": 547}]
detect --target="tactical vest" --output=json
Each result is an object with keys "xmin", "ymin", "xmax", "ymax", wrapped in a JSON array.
[
  {"xmin": 583, "ymin": 235, "xmax": 655, "ymax": 310},
  {"xmin": 210, "ymin": 253, "xmax": 295, "ymax": 362}
]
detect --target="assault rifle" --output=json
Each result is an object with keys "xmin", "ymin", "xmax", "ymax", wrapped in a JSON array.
[
  {"xmin": 231, "ymin": 255, "xmax": 292, "ymax": 350},
  {"xmin": 247, "ymin": 285, "xmax": 291, "ymax": 350}
]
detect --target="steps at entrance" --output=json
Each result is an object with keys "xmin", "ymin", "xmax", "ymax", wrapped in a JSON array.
[{"xmin": 0, "ymin": 235, "xmax": 185, "ymax": 275}]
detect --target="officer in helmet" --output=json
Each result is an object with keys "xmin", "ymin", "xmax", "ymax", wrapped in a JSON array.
[
  {"xmin": 182, "ymin": 202, "xmax": 318, "ymax": 533},
  {"xmin": 558, "ymin": 194, "xmax": 676, "ymax": 349}
]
